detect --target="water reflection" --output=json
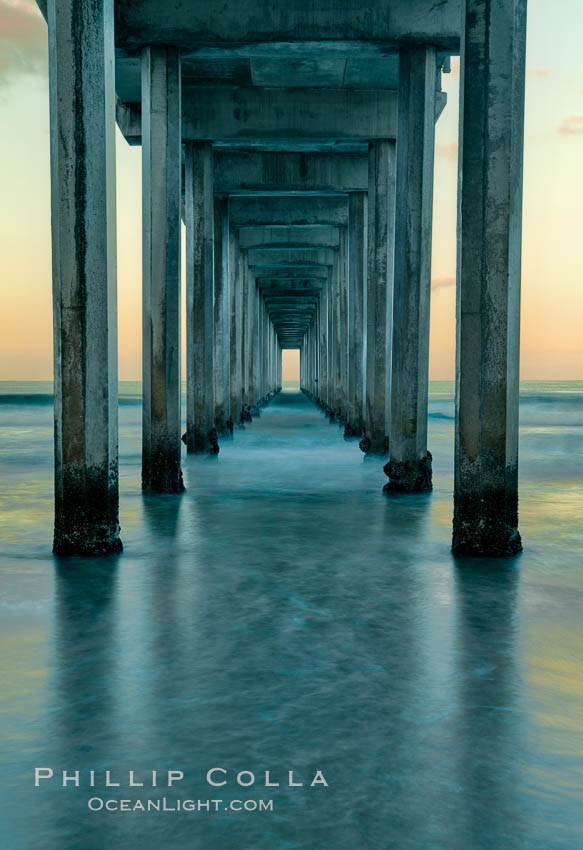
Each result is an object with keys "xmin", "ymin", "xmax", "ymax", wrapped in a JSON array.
[
  {"xmin": 51, "ymin": 558, "xmax": 121, "ymax": 848},
  {"xmin": 453, "ymin": 562, "xmax": 523, "ymax": 848},
  {"xmin": 3, "ymin": 391, "xmax": 579, "ymax": 849}
]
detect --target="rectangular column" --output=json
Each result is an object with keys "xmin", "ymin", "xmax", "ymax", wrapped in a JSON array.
[
  {"xmin": 262, "ymin": 305, "xmax": 268, "ymax": 400},
  {"xmin": 213, "ymin": 196, "xmax": 230, "ymax": 433},
  {"xmin": 329, "ymin": 259, "xmax": 339, "ymax": 417},
  {"xmin": 325, "ymin": 267, "xmax": 334, "ymax": 412},
  {"xmin": 229, "ymin": 223, "xmax": 242, "ymax": 429},
  {"xmin": 142, "ymin": 45, "xmax": 183, "ymax": 492},
  {"xmin": 239, "ymin": 252, "xmax": 247, "ymax": 417},
  {"xmin": 49, "ymin": 0, "xmax": 121, "ymax": 554},
  {"xmin": 247, "ymin": 272, "xmax": 257, "ymax": 408},
  {"xmin": 339, "ymin": 226, "xmax": 349, "ymax": 424},
  {"xmin": 314, "ymin": 302, "xmax": 320, "ymax": 403},
  {"xmin": 364, "ymin": 139, "xmax": 395, "ymax": 455},
  {"xmin": 185, "ymin": 141, "xmax": 214, "ymax": 453},
  {"xmin": 348, "ymin": 192, "xmax": 366, "ymax": 436},
  {"xmin": 386, "ymin": 46, "xmax": 436, "ymax": 491},
  {"xmin": 453, "ymin": 0, "xmax": 526, "ymax": 556},
  {"xmin": 319, "ymin": 285, "xmax": 329, "ymax": 408}
]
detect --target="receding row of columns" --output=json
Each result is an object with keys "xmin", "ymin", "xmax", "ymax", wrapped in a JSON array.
[{"xmin": 48, "ymin": 0, "xmax": 526, "ymax": 558}]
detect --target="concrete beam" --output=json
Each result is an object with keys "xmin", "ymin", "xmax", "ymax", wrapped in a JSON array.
[
  {"xmin": 117, "ymin": 87, "xmax": 446, "ymax": 146},
  {"xmin": 115, "ymin": 1, "xmax": 461, "ymax": 48},
  {"xmin": 230, "ymin": 196, "xmax": 348, "ymax": 227},
  {"xmin": 251, "ymin": 267, "xmax": 330, "ymax": 280},
  {"xmin": 239, "ymin": 225, "xmax": 340, "ymax": 249},
  {"xmin": 247, "ymin": 248, "xmax": 338, "ymax": 267},
  {"xmin": 257, "ymin": 280, "xmax": 325, "ymax": 290},
  {"xmin": 268, "ymin": 307, "xmax": 316, "ymax": 312},
  {"xmin": 260, "ymin": 287, "xmax": 322, "ymax": 298},
  {"xmin": 214, "ymin": 151, "xmax": 367, "ymax": 193}
]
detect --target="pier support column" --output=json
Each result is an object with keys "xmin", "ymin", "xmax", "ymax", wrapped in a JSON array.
[
  {"xmin": 326, "ymin": 266, "xmax": 334, "ymax": 413},
  {"xmin": 338, "ymin": 227, "xmax": 349, "ymax": 422},
  {"xmin": 141, "ymin": 46, "xmax": 183, "ymax": 492},
  {"xmin": 49, "ymin": 0, "xmax": 121, "ymax": 553},
  {"xmin": 314, "ymin": 301, "xmax": 321, "ymax": 404},
  {"xmin": 312, "ymin": 317, "xmax": 318, "ymax": 399},
  {"xmin": 185, "ymin": 142, "xmax": 214, "ymax": 453},
  {"xmin": 240, "ymin": 254, "xmax": 248, "ymax": 417},
  {"xmin": 248, "ymin": 272, "xmax": 257, "ymax": 409},
  {"xmin": 348, "ymin": 192, "xmax": 366, "ymax": 436},
  {"xmin": 452, "ymin": 0, "xmax": 526, "ymax": 555},
  {"xmin": 214, "ymin": 196, "xmax": 230, "ymax": 433},
  {"xmin": 329, "ymin": 258, "xmax": 340, "ymax": 417},
  {"xmin": 319, "ymin": 285, "xmax": 329, "ymax": 408},
  {"xmin": 365, "ymin": 140, "xmax": 395, "ymax": 455},
  {"xmin": 229, "ymin": 223, "xmax": 242, "ymax": 429},
  {"xmin": 385, "ymin": 46, "xmax": 436, "ymax": 493}
]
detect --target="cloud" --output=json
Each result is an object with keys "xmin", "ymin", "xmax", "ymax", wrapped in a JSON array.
[
  {"xmin": 0, "ymin": 0, "xmax": 47, "ymax": 84},
  {"xmin": 526, "ymin": 67, "xmax": 553, "ymax": 79},
  {"xmin": 558, "ymin": 115, "xmax": 583, "ymax": 135},
  {"xmin": 431, "ymin": 277, "xmax": 455, "ymax": 291},
  {"xmin": 436, "ymin": 141, "xmax": 458, "ymax": 162}
]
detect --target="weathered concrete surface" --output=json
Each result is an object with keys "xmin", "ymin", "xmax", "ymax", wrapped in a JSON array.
[
  {"xmin": 116, "ymin": 0, "xmax": 461, "ymax": 48},
  {"xmin": 365, "ymin": 140, "xmax": 395, "ymax": 455},
  {"xmin": 241, "ymin": 255, "xmax": 249, "ymax": 416},
  {"xmin": 229, "ymin": 195, "xmax": 348, "ymax": 228},
  {"xmin": 141, "ymin": 45, "xmax": 184, "ymax": 493},
  {"xmin": 116, "ymin": 88, "xmax": 447, "ymax": 148},
  {"xmin": 182, "ymin": 87, "xmax": 399, "ymax": 142},
  {"xmin": 319, "ymin": 286, "xmax": 329, "ymax": 408},
  {"xmin": 247, "ymin": 271, "xmax": 258, "ymax": 407},
  {"xmin": 49, "ymin": 0, "xmax": 121, "ymax": 554},
  {"xmin": 239, "ymin": 225, "xmax": 340, "ymax": 250},
  {"xmin": 185, "ymin": 141, "xmax": 214, "ymax": 453},
  {"xmin": 247, "ymin": 248, "xmax": 338, "ymax": 268},
  {"xmin": 338, "ymin": 227, "xmax": 349, "ymax": 422},
  {"xmin": 386, "ymin": 46, "xmax": 436, "ymax": 493},
  {"xmin": 452, "ymin": 0, "xmax": 526, "ymax": 556},
  {"xmin": 213, "ymin": 196, "xmax": 230, "ymax": 433},
  {"xmin": 229, "ymin": 225, "xmax": 243, "ymax": 429},
  {"xmin": 348, "ymin": 192, "xmax": 366, "ymax": 435},
  {"xmin": 214, "ymin": 152, "xmax": 367, "ymax": 194}
]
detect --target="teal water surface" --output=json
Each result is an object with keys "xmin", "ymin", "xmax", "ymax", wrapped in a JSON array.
[{"xmin": 0, "ymin": 382, "xmax": 582, "ymax": 849}]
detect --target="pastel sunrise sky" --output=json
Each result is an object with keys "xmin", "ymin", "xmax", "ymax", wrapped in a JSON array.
[{"xmin": 0, "ymin": 0, "xmax": 582, "ymax": 380}]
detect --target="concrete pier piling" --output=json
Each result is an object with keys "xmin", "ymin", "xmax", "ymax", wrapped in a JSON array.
[
  {"xmin": 185, "ymin": 141, "xmax": 215, "ymax": 454},
  {"xmin": 48, "ymin": 0, "xmax": 122, "ymax": 554},
  {"xmin": 365, "ymin": 140, "xmax": 394, "ymax": 456},
  {"xmin": 386, "ymin": 46, "xmax": 436, "ymax": 493},
  {"xmin": 42, "ymin": 0, "xmax": 527, "ymax": 557},
  {"xmin": 213, "ymin": 196, "xmax": 230, "ymax": 435},
  {"xmin": 141, "ymin": 45, "xmax": 184, "ymax": 493},
  {"xmin": 452, "ymin": 0, "xmax": 526, "ymax": 556},
  {"xmin": 348, "ymin": 192, "xmax": 366, "ymax": 437}
]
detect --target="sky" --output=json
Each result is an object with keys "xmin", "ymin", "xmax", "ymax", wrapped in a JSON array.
[{"xmin": 0, "ymin": 0, "xmax": 582, "ymax": 382}]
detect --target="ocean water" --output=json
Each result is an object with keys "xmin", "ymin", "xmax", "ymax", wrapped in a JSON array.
[{"xmin": 0, "ymin": 381, "xmax": 582, "ymax": 849}]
